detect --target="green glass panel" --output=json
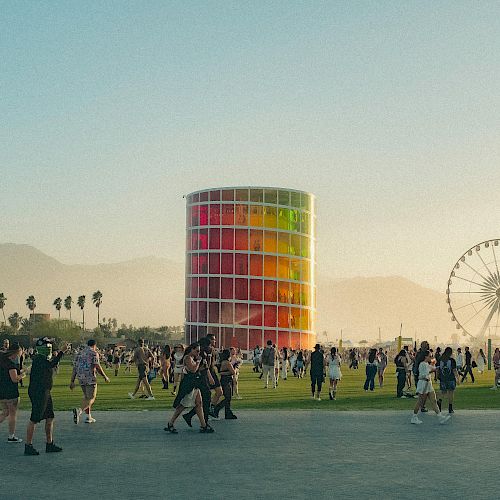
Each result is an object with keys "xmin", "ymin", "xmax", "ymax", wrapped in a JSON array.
[{"xmin": 264, "ymin": 189, "xmax": 277, "ymax": 204}]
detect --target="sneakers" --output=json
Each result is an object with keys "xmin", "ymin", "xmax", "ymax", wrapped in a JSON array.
[
  {"xmin": 146, "ymin": 396, "xmax": 155, "ymax": 400},
  {"xmin": 311, "ymin": 395, "xmax": 316, "ymax": 399},
  {"xmin": 85, "ymin": 417, "xmax": 96, "ymax": 423},
  {"xmin": 164, "ymin": 422, "xmax": 178, "ymax": 434},
  {"xmin": 46, "ymin": 442, "xmax": 63, "ymax": 453},
  {"xmin": 128, "ymin": 392, "xmax": 135, "ymax": 399},
  {"xmin": 24, "ymin": 444, "xmax": 39, "ymax": 456},
  {"xmin": 316, "ymin": 397, "xmax": 322, "ymax": 401},
  {"xmin": 438, "ymin": 414, "xmax": 451, "ymax": 425},
  {"xmin": 410, "ymin": 414, "xmax": 423, "ymax": 425},
  {"xmin": 72, "ymin": 408, "xmax": 81, "ymax": 424},
  {"xmin": 235, "ymin": 395, "xmax": 242, "ymax": 400},
  {"xmin": 7, "ymin": 436, "xmax": 22, "ymax": 443},
  {"xmin": 200, "ymin": 425, "xmax": 215, "ymax": 434}
]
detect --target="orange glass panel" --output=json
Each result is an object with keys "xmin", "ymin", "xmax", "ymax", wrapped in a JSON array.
[
  {"xmin": 249, "ymin": 254, "xmax": 263, "ymax": 276},
  {"xmin": 301, "ymin": 262, "xmax": 310, "ymax": 283},
  {"xmin": 278, "ymin": 281, "xmax": 290, "ymax": 304},
  {"xmin": 249, "ymin": 230, "xmax": 263, "ymax": 252},
  {"xmin": 264, "ymin": 280, "xmax": 277, "ymax": 302},
  {"xmin": 278, "ymin": 306, "xmax": 289, "ymax": 328},
  {"xmin": 263, "ymin": 206, "xmax": 277, "ymax": 228},
  {"xmin": 290, "ymin": 307, "xmax": 300, "ymax": 329},
  {"xmin": 278, "ymin": 331, "xmax": 290, "ymax": 348},
  {"xmin": 249, "ymin": 205, "xmax": 263, "ymax": 227},
  {"xmin": 264, "ymin": 305, "xmax": 277, "ymax": 327},
  {"xmin": 290, "ymin": 282, "xmax": 300, "ymax": 305},
  {"xmin": 278, "ymin": 232, "xmax": 289, "ymax": 254},
  {"xmin": 264, "ymin": 255, "xmax": 277, "ymax": 277},
  {"xmin": 222, "ymin": 204, "xmax": 234, "ymax": 225},
  {"xmin": 263, "ymin": 231, "xmax": 277, "ymax": 253},
  {"xmin": 235, "ymin": 204, "xmax": 248, "ymax": 225},
  {"xmin": 278, "ymin": 256, "xmax": 289, "ymax": 279}
]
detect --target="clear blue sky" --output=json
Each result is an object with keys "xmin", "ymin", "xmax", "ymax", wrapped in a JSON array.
[{"xmin": 2, "ymin": 1, "xmax": 499, "ymax": 290}]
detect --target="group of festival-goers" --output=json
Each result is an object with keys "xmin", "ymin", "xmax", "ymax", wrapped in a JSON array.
[{"xmin": 1, "ymin": 335, "xmax": 500, "ymax": 454}]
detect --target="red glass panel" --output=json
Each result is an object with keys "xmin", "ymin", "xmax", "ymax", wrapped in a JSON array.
[
  {"xmin": 249, "ymin": 304, "xmax": 263, "ymax": 326},
  {"xmin": 190, "ymin": 205, "xmax": 200, "ymax": 226},
  {"xmin": 199, "ymin": 301, "xmax": 207, "ymax": 323},
  {"xmin": 209, "ymin": 204, "xmax": 220, "ymax": 225},
  {"xmin": 199, "ymin": 205, "xmax": 208, "ymax": 226},
  {"xmin": 231, "ymin": 328, "xmax": 247, "ymax": 349},
  {"xmin": 209, "ymin": 228, "xmax": 220, "ymax": 249},
  {"xmin": 290, "ymin": 331, "xmax": 300, "ymax": 349},
  {"xmin": 191, "ymin": 254, "xmax": 198, "ymax": 274},
  {"xmin": 191, "ymin": 230, "xmax": 198, "ymax": 251},
  {"xmin": 222, "ymin": 204, "xmax": 235, "ymax": 225},
  {"xmin": 235, "ymin": 204, "xmax": 248, "ymax": 225},
  {"xmin": 222, "ymin": 189, "xmax": 234, "ymax": 201},
  {"xmin": 186, "ymin": 255, "xmax": 191, "ymax": 275},
  {"xmin": 199, "ymin": 229, "xmax": 208, "ymax": 250},
  {"xmin": 199, "ymin": 277, "xmax": 208, "ymax": 298},
  {"xmin": 235, "ymin": 229, "xmax": 248, "ymax": 250},
  {"xmin": 222, "ymin": 228, "xmax": 234, "ymax": 249},
  {"xmin": 264, "ymin": 305, "xmax": 277, "ymax": 327},
  {"xmin": 220, "ymin": 302, "xmax": 233, "ymax": 324},
  {"xmin": 249, "ymin": 329, "xmax": 263, "ymax": 349},
  {"xmin": 190, "ymin": 277, "xmax": 198, "ymax": 298},
  {"xmin": 208, "ymin": 325, "xmax": 219, "ymax": 336},
  {"xmin": 209, "ymin": 277, "xmax": 220, "ymax": 298},
  {"xmin": 249, "ymin": 229, "xmax": 263, "ymax": 251},
  {"xmin": 190, "ymin": 301, "xmax": 198, "ymax": 322},
  {"xmin": 235, "ymin": 253, "xmax": 248, "ymax": 275},
  {"xmin": 198, "ymin": 253, "xmax": 208, "ymax": 274},
  {"xmin": 221, "ymin": 278, "xmax": 233, "ymax": 299},
  {"xmin": 249, "ymin": 279, "xmax": 263, "ymax": 301},
  {"xmin": 235, "ymin": 189, "xmax": 249, "ymax": 201},
  {"xmin": 264, "ymin": 330, "xmax": 277, "ymax": 345},
  {"xmin": 234, "ymin": 278, "xmax": 248, "ymax": 300},
  {"xmin": 221, "ymin": 253, "xmax": 233, "ymax": 274},
  {"xmin": 200, "ymin": 191, "xmax": 209, "ymax": 202},
  {"xmin": 210, "ymin": 190, "xmax": 221, "ymax": 201},
  {"xmin": 249, "ymin": 254, "xmax": 263, "ymax": 276},
  {"xmin": 264, "ymin": 255, "xmax": 277, "ymax": 277},
  {"xmin": 209, "ymin": 302, "xmax": 219, "ymax": 323},
  {"xmin": 278, "ymin": 306, "xmax": 289, "ymax": 328},
  {"xmin": 235, "ymin": 303, "xmax": 248, "ymax": 325},
  {"xmin": 221, "ymin": 327, "xmax": 233, "ymax": 349},
  {"xmin": 278, "ymin": 331, "xmax": 290, "ymax": 349},
  {"xmin": 209, "ymin": 253, "xmax": 220, "ymax": 274},
  {"xmin": 264, "ymin": 280, "xmax": 277, "ymax": 302}
]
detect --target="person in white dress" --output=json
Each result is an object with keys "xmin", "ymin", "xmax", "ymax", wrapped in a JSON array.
[
  {"xmin": 326, "ymin": 347, "xmax": 342, "ymax": 400},
  {"xmin": 476, "ymin": 349, "xmax": 486, "ymax": 373},
  {"xmin": 171, "ymin": 345, "xmax": 185, "ymax": 396},
  {"xmin": 411, "ymin": 350, "xmax": 451, "ymax": 425}
]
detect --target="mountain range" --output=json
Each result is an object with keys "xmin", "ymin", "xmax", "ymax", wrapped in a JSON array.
[{"xmin": 0, "ymin": 243, "xmax": 455, "ymax": 341}]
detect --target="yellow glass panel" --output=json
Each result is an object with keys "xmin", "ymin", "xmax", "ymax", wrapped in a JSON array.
[
  {"xmin": 278, "ymin": 232, "xmax": 289, "ymax": 254},
  {"xmin": 278, "ymin": 256, "xmax": 289, "ymax": 279},
  {"xmin": 263, "ymin": 255, "xmax": 277, "ymax": 277},
  {"xmin": 300, "ymin": 308, "xmax": 309, "ymax": 330},
  {"xmin": 263, "ymin": 206, "xmax": 277, "ymax": 228},
  {"xmin": 278, "ymin": 281, "xmax": 290, "ymax": 303},
  {"xmin": 277, "ymin": 208, "xmax": 289, "ymax": 230},
  {"xmin": 300, "ymin": 235, "xmax": 310, "ymax": 258},
  {"xmin": 249, "ymin": 205, "xmax": 263, "ymax": 227},
  {"xmin": 290, "ymin": 307, "xmax": 300, "ymax": 329},
  {"xmin": 290, "ymin": 234, "xmax": 300, "ymax": 256},
  {"xmin": 290, "ymin": 282, "xmax": 300, "ymax": 304},
  {"xmin": 301, "ymin": 284, "xmax": 310, "ymax": 306},
  {"xmin": 289, "ymin": 259, "xmax": 301, "ymax": 281},
  {"xmin": 235, "ymin": 204, "xmax": 248, "ymax": 225},
  {"xmin": 263, "ymin": 231, "xmax": 277, "ymax": 253},
  {"xmin": 288, "ymin": 209, "xmax": 299, "ymax": 232}
]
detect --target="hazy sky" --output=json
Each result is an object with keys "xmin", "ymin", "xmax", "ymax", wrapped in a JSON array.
[{"xmin": 2, "ymin": 1, "xmax": 499, "ymax": 292}]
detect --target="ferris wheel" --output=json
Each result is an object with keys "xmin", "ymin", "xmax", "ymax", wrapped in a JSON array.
[{"xmin": 447, "ymin": 239, "xmax": 500, "ymax": 339}]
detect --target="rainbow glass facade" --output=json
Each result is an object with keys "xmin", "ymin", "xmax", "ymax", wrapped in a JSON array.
[{"xmin": 185, "ymin": 187, "xmax": 316, "ymax": 351}]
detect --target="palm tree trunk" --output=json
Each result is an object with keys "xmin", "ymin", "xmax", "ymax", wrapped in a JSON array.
[{"xmin": 97, "ymin": 306, "xmax": 100, "ymax": 327}]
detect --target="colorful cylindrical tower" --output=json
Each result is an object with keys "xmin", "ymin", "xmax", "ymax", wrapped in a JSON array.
[{"xmin": 185, "ymin": 187, "xmax": 316, "ymax": 351}]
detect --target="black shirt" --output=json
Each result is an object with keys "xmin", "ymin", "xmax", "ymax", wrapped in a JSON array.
[
  {"xmin": 465, "ymin": 351, "xmax": 472, "ymax": 366},
  {"xmin": 310, "ymin": 350, "xmax": 324, "ymax": 375},
  {"xmin": 28, "ymin": 351, "xmax": 63, "ymax": 393},
  {"xmin": 0, "ymin": 355, "xmax": 19, "ymax": 400}
]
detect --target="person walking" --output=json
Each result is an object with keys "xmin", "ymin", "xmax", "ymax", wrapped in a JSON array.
[
  {"xmin": 0, "ymin": 342, "xmax": 26, "ymax": 443},
  {"xmin": 296, "ymin": 350, "xmax": 305, "ymax": 378},
  {"xmin": 310, "ymin": 344, "xmax": 324, "ymax": 401},
  {"xmin": 326, "ymin": 347, "xmax": 342, "ymax": 400},
  {"xmin": 128, "ymin": 339, "xmax": 154, "ymax": 400},
  {"xmin": 281, "ymin": 347, "xmax": 289, "ymax": 380},
  {"xmin": 461, "ymin": 346, "xmax": 475, "ymax": 383},
  {"xmin": 377, "ymin": 348, "xmax": 388, "ymax": 387},
  {"xmin": 476, "ymin": 348, "xmax": 486, "ymax": 374},
  {"xmin": 395, "ymin": 349, "xmax": 408, "ymax": 398},
  {"xmin": 212, "ymin": 349, "xmax": 237, "ymax": 420},
  {"xmin": 491, "ymin": 348, "xmax": 500, "ymax": 389},
  {"xmin": 160, "ymin": 345, "xmax": 171, "ymax": 390},
  {"xmin": 363, "ymin": 349, "xmax": 378, "ymax": 391},
  {"xmin": 70, "ymin": 339, "xmax": 110, "ymax": 424},
  {"xmin": 171, "ymin": 345, "xmax": 185, "ymax": 395},
  {"xmin": 437, "ymin": 347, "xmax": 460, "ymax": 414},
  {"xmin": 410, "ymin": 350, "xmax": 450, "ymax": 425},
  {"xmin": 112, "ymin": 348, "xmax": 121, "ymax": 377},
  {"xmin": 261, "ymin": 340, "xmax": 277, "ymax": 389},
  {"xmin": 230, "ymin": 347, "xmax": 242, "ymax": 399},
  {"xmin": 24, "ymin": 337, "xmax": 66, "ymax": 456},
  {"xmin": 456, "ymin": 348, "xmax": 464, "ymax": 376},
  {"xmin": 252, "ymin": 345, "xmax": 262, "ymax": 373}
]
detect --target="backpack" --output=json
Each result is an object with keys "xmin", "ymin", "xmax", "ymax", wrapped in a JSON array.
[{"xmin": 440, "ymin": 359, "xmax": 453, "ymax": 381}]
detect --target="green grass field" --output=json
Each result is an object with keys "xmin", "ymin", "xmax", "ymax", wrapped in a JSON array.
[{"xmin": 15, "ymin": 360, "xmax": 500, "ymax": 412}]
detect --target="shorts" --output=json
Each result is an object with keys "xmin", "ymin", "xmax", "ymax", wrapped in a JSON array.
[
  {"xmin": 81, "ymin": 384, "xmax": 97, "ymax": 400},
  {"xmin": 209, "ymin": 369, "xmax": 221, "ymax": 389},
  {"xmin": 137, "ymin": 364, "xmax": 148, "ymax": 379},
  {"xmin": 29, "ymin": 390, "xmax": 55, "ymax": 423},
  {"xmin": 0, "ymin": 398, "xmax": 19, "ymax": 407},
  {"xmin": 439, "ymin": 379, "xmax": 456, "ymax": 392}
]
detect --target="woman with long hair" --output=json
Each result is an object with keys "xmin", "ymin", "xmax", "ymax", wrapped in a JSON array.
[
  {"xmin": 476, "ymin": 348, "xmax": 486, "ymax": 374},
  {"xmin": 230, "ymin": 347, "xmax": 242, "ymax": 399},
  {"xmin": 161, "ymin": 345, "xmax": 171, "ymax": 390},
  {"xmin": 437, "ymin": 347, "xmax": 460, "ymax": 415},
  {"xmin": 296, "ymin": 351, "xmax": 304, "ymax": 378},
  {"xmin": 281, "ymin": 347, "xmax": 289, "ymax": 381},
  {"xmin": 395, "ymin": 349, "xmax": 408, "ymax": 398},
  {"xmin": 326, "ymin": 347, "xmax": 342, "ymax": 400},
  {"xmin": 171, "ymin": 344, "xmax": 185, "ymax": 396},
  {"xmin": 165, "ymin": 343, "xmax": 214, "ymax": 434},
  {"xmin": 0, "ymin": 342, "xmax": 26, "ymax": 442},
  {"xmin": 212, "ymin": 349, "xmax": 237, "ymax": 419},
  {"xmin": 411, "ymin": 350, "xmax": 451, "ymax": 425},
  {"xmin": 363, "ymin": 349, "xmax": 378, "ymax": 391}
]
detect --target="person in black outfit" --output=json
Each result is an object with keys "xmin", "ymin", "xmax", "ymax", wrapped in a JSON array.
[
  {"xmin": 395, "ymin": 349, "xmax": 407, "ymax": 398},
  {"xmin": 461, "ymin": 346, "xmax": 475, "ymax": 383},
  {"xmin": 212, "ymin": 349, "xmax": 237, "ymax": 420},
  {"xmin": 182, "ymin": 337, "xmax": 214, "ymax": 429},
  {"xmin": 24, "ymin": 337, "xmax": 66, "ymax": 456},
  {"xmin": 310, "ymin": 344, "xmax": 324, "ymax": 400}
]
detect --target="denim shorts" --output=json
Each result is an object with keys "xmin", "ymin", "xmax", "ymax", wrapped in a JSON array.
[{"xmin": 439, "ymin": 379, "xmax": 456, "ymax": 392}]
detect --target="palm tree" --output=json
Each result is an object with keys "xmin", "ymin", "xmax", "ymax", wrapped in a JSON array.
[
  {"xmin": 77, "ymin": 295, "xmax": 86, "ymax": 330},
  {"xmin": 64, "ymin": 296, "xmax": 73, "ymax": 320},
  {"xmin": 0, "ymin": 292, "xmax": 6, "ymax": 325},
  {"xmin": 92, "ymin": 290, "xmax": 103, "ymax": 327},
  {"xmin": 26, "ymin": 295, "xmax": 36, "ymax": 322},
  {"xmin": 53, "ymin": 297, "xmax": 62, "ymax": 319},
  {"xmin": 8, "ymin": 312, "xmax": 22, "ymax": 331}
]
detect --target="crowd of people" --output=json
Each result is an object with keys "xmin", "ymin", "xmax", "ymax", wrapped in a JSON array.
[{"xmin": 1, "ymin": 335, "xmax": 499, "ymax": 455}]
